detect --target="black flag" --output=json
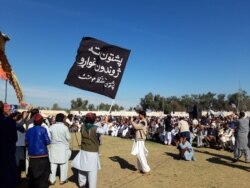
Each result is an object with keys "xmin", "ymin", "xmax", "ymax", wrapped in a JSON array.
[{"xmin": 64, "ymin": 37, "xmax": 130, "ymax": 99}]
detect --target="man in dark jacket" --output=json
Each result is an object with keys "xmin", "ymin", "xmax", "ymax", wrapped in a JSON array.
[
  {"xmin": 0, "ymin": 101, "xmax": 18, "ymax": 188},
  {"xmin": 25, "ymin": 113, "xmax": 51, "ymax": 188},
  {"xmin": 164, "ymin": 115, "xmax": 173, "ymax": 145}
]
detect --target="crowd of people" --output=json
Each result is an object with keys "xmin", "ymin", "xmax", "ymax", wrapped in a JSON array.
[
  {"xmin": 66, "ymin": 109, "xmax": 249, "ymax": 162},
  {"xmin": 0, "ymin": 101, "xmax": 110, "ymax": 188},
  {"xmin": 103, "ymin": 111, "xmax": 250, "ymax": 162},
  {"xmin": 0, "ymin": 100, "xmax": 250, "ymax": 188}
]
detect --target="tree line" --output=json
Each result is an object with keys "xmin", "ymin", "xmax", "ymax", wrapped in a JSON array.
[
  {"xmin": 140, "ymin": 90, "xmax": 250, "ymax": 113},
  {"xmin": 51, "ymin": 97, "xmax": 124, "ymax": 111},
  {"xmin": 46, "ymin": 90, "xmax": 250, "ymax": 113}
]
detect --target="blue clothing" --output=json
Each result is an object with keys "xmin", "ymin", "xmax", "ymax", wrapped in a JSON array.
[
  {"xmin": 179, "ymin": 141, "xmax": 194, "ymax": 161},
  {"xmin": 26, "ymin": 125, "xmax": 50, "ymax": 157},
  {"xmin": 229, "ymin": 122, "xmax": 235, "ymax": 129},
  {"xmin": 180, "ymin": 131, "xmax": 190, "ymax": 141}
]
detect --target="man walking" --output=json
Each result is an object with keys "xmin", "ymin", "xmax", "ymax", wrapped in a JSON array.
[
  {"xmin": 49, "ymin": 113, "xmax": 71, "ymax": 185},
  {"xmin": 131, "ymin": 110, "xmax": 150, "ymax": 174},
  {"xmin": 164, "ymin": 115, "xmax": 173, "ymax": 145}
]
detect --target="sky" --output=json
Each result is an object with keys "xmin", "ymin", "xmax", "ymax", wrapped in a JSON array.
[{"xmin": 0, "ymin": 0, "xmax": 250, "ymax": 109}]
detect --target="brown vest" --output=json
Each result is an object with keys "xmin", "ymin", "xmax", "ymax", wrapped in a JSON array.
[{"xmin": 81, "ymin": 126, "xmax": 99, "ymax": 152}]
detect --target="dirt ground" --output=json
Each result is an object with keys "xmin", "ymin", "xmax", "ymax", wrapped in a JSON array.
[{"xmin": 18, "ymin": 133, "xmax": 250, "ymax": 188}]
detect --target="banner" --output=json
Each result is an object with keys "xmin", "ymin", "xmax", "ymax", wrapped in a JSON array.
[{"xmin": 64, "ymin": 37, "xmax": 130, "ymax": 99}]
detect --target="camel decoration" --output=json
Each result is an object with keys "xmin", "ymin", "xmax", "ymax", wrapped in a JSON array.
[{"xmin": 0, "ymin": 31, "xmax": 26, "ymax": 106}]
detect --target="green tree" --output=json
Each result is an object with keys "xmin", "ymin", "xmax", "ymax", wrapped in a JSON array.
[
  {"xmin": 140, "ymin": 93, "xmax": 167, "ymax": 111},
  {"xmin": 71, "ymin": 98, "xmax": 88, "ymax": 110},
  {"xmin": 153, "ymin": 94, "xmax": 163, "ymax": 111},
  {"xmin": 180, "ymin": 95, "xmax": 193, "ymax": 110},
  {"xmin": 228, "ymin": 90, "xmax": 249, "ymax": 111},
  {"xmin": 190, "ymin": 94, "xmax": 200, "ymax": 104},
  {"xmin": 51, "ymin": 103, "xmax": 61, "ymax": 110},
  {"xmin": 140, "ymin": 92, "xmax": 154, "ymax": 110},
  {"xmin": 199, "ymin": 92, "xmax": 216, "ymax": 110},
  {"xmin": 97, "ymin": 103, "xmax": 111, "ymax": 111},
  {"xmin": 88, "ymin": 104, "xmax": 95, "ymax": 111},
  {"xmin": 128, "ymin": 107, "xmax": 133, "ymax": 111},
  {"xmin": 213, "ymin": 94, "xmax": 226, "ymax": 110},
  {"xmin": 37, "ymin": 106, "xmax": 49, "ymax": 110},
  {"xmin": 141, "ymin": 91, "xmax": 250, "ymax": 112}
]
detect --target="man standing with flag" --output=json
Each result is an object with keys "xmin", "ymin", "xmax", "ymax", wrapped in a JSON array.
[{"xmin": 72, "ymin": 113, "xmax": 109, "ymax": 188}]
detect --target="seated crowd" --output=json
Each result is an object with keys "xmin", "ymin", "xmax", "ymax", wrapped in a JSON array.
[{"xmin": 103, "ymin": 113, "xmax": 249, "ymax": 155}]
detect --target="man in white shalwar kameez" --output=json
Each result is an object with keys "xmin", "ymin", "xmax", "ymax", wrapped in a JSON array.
[
  {"xmin": 72, "ymin": 113, "xmax": 108, "ymax": 188},
  {"xmin": 49, "ymin": 113, "xmax": 71, "ymax": 185},
  {"xmin": 131, "ymin": 110, "xmax": 150, "ymax": 174}
]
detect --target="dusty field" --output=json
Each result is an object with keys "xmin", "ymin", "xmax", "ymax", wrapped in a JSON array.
[{"xmin": 18, "ymin": 133, "xmax": 250, "ymax": 188}]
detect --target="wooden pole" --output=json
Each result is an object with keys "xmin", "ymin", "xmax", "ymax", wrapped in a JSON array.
[
  {"xmin": 108, "ymin": 100, "xmax": 115, "ymax": 114},
  {"xmin": 4, "ymin": 79, "xmax": 7, "ymax": 103}
]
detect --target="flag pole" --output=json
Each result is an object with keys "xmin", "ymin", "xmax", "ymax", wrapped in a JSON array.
[
  {"xmin": 108, "ymin": 100, "xmax": 115, "ymax": 114},
  {"xmin": 5, "ymin": 80, "xmax": 7, "ymax": 103}
]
